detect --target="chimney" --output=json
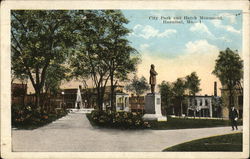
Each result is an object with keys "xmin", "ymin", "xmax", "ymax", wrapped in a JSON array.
[{"xmin": 214, "ymin": 82, "xmax": 217, "ymax": 96}]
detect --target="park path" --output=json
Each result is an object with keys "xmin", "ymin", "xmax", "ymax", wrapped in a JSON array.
[{"xmin": 12, "ymin": 111, "xmax": 242, "ymax": 152}]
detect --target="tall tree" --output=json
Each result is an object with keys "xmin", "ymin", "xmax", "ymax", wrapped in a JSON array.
[
  {"xmin": 70, "ymin": 10, "xmax": 139, "ymax": 110},
  {"xmin": 70, "ymin": 10, "xmax": 114, "ymax": 110},
  {"xmin": 185, "ymin": 72, "xmax": 201, "ymax": 117},
  {"xmin": 172, "ymin": 78, "xmax": 186, "ymax": 116},
  {"xmin": 102, "ymin": 10, "xmax": 139, "ymax": 111},
  {"xmin": 125, "ymin": 76, "xmax": 150, "ymax": 96},
  {"xmin": 11, "ymin": 10, "xmax": 76, "ymax": 108},
  {"xmin": 158, "ymin": 81, "xmax": 173, "ymax": 115},
  {"xmin": 185, "ymin": 72, "xmax": 201, "ymax": 97},
  {"xmin": 212, "ymin": 48, "xmax": 243, "ymax": 107}
]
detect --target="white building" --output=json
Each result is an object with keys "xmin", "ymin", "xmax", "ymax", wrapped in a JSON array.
[{"xmin": 187, "ymin": 95, "xmax": 213, "ymax": 117}]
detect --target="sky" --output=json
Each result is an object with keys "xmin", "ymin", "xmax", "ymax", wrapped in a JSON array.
[
  {"xmin": 120, "ymin": 10, "xmax": 242, "ymax": 96},
  {"xmin": 23, "ymin": 10, "xmax": 243, "ymax": 96}
]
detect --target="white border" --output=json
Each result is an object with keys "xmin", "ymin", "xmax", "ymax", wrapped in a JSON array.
[{"xmin": 1, "ymin": 0, "xmax": 249, "ymax": 159}]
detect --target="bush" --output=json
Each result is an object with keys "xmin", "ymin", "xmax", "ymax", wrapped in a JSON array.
[
  {"xmin": 88, "ymin": 110, "xmax": 150, "ymax": 129},
  {"xmin": 11, "ymin": 104, "xmax": 67, "ymax": 129}
]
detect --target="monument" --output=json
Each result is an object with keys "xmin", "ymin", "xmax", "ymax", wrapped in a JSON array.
[
  {"xmin": 75, "ymin": 85, "xmax": 83, "ymax": 109},
  {"xmin": 143, "ymin": 64, "xmax": 167, "ymax": 121}
]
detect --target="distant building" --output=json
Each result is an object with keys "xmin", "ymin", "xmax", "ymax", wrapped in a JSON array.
[
  {"xmin": 129, "ymin": 95, "xmax": 145, "ymax": 112},
  {"xmin": 186, "ymin": 95, "xmax": 213, "ymax": 117},
  {"xmin": 220, "ymin": 85, "xmax": 243, "ymax": 119}
]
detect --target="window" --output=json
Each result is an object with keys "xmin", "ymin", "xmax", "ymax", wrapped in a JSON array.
[
  {"xmin": 238, "ymin": 96, "xmax": 243, "ymax": 105},
  {"xmin": 205, "ymin": 99, "xmax": 208, "ymax": 106}
]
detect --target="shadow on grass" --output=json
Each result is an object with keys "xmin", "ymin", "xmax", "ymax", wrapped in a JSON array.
[{"xmin": 163, "ymin": 132, "xmax": 242, "ymax": 151}]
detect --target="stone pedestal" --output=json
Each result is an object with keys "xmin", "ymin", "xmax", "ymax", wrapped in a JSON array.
[{"xmin": 143, "ymin": 93, "xmax": 167, "ymax": 121}]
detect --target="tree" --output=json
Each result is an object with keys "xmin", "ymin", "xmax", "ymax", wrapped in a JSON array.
[
  {"xmin": 125, "ymin": 76, "xmax": 150, "ymax": 96},
  {"xmin": 70, "ymin": 10, "xmax": 114, "ymax": 110},
  {"xmin": 43, "ymin": 64, "xmax": 71, "ymax": 111},
  {"xmin": 185, "ymin": 72, "xmax": 201, "ymax": 117},
  {"xmin": 212, "ymin": 48, "xmax": 243, "ymax": 107},
  {"xmin": 158, "ymin": 81, "xmax": 173, "ymax": 115},
  {"xmin": 172, "ymin": 78, "xmax": 186, "ymax": 116},
  {"xmin": 70, "ymin": 10, "xmax": 139, "ymax": 110},
  {"xmin": 102, "ymin": 10, "xmax": 140, "ymax": 111},
  {"xmin": 185, "ymin": 72, "xmax": 201, "ymax": 96},
  {"xmin": 11, "ymin": 10, "xmax": 77, "ymax": 108}
]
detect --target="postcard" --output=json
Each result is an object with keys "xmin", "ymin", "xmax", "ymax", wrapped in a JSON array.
[{"xmin": 1, "ymin": 0, "xmax": 249, "ymax": 159}]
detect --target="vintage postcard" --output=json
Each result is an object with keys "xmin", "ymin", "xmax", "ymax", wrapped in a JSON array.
[{"xmin": 1, "ymin": 0, "xmax": 249, "ymax": 159}]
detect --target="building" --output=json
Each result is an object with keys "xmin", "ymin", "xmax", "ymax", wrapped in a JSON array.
[
  {"xmin": 129, "ymin": 95, "xmax": 145, "ymax": 113},
  {"xmin": 186, "ymin": 95, "xmax": 213, "ymax": 117},
  {"xmin": 220, "ymin": 85, "xmax": 243, "ymax": 119}
]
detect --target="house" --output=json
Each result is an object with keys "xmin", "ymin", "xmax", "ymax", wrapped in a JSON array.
[
  {"xmin": 220, "ymin": 85, "xmax": 243, "ymax": 119},
  {"xmin": 186, "ymin": 95, "xmax": 213, "ymax": 117}
]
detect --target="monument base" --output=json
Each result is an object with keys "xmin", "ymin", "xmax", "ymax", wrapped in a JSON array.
[
  {"xmin": 143, "ymin": 93, "xmax": 167, "ymax": 122},
  {"xmin": 143, "ymin": 114, "xmax": 167, "ymax": 122}
]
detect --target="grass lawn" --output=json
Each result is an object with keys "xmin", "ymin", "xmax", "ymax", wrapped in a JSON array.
[
  {"xmin": 86, "ymin": 114, "xmax": 242, "ymax": 130},
  {"xmin": 163, "ymin": 132, "xmax": 242, "ymax": 151},
  {"xmin": 148, "ymin": 116, "xmax": 243, "ymax": 130}
]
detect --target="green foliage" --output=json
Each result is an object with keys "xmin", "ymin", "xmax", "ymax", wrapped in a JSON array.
[
  {"xmin": 69, "ymin": 10, "xmax": 140, "ymax": 110},
  {"xmin": 172, "ymin": 78, "xmax": 186, "ymax": 97},
  {"xmin": 158, "ymin": 81, "xmax": 174, "ymax": 110},
  {"xmin": 163, "ymin": 133, "xmax": 242, "ymax": 151},
  {"xmin": 87, "ymin": 110, "xmax": 150, "ymax": 129},
  {"xmin": 12, "ymin": 104, "xmax": 67, "ymax": 129},
  {"xmin": 11, "ymin": 10, "xmax": 77, "ymax": 107},
  {"xmin": 125, "ymin": 76, "xmax": 150, "ymax": 96},
  {"xmin": 185, "ymin": 72, "xmax": 201, "ymax": 96},
  {"xmin": 212, "ymin": 48, "xmax": 243, "ymax": 87},
  {"xmin": 45, "ymin": 64, "xmax": 71, "ymax": 95},
  {"xmin": 212, "ymin": 48, "xmax": 243, "ymax": 107}
]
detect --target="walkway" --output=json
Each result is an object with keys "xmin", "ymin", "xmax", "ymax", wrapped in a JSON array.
[{"xmin": 12, "ymin": 111, "xmax": 242, "ymax": 152}]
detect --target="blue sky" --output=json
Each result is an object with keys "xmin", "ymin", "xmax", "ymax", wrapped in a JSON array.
[
  {"xmin": 122, "ymin": 10, "xmax": 242, "ymax": 59},
  {"xmin": 120, "ymin": 10, "xmax": 242, "ymax": 95}
]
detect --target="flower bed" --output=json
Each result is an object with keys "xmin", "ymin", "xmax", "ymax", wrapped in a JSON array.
[
  {"xmin": 12, "ymin": 104, "xmax": 68, "ymax": 129},
  {"xmin": 87, "ymin": 110, "xmax": 150, "ymax": 129}
]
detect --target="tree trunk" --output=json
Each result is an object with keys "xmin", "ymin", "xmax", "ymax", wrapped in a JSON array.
[
  {"xmin": 229, "ymin": 88, "xmax": 233, "ymax": 108},
  {"xmin": 180, "ymin": 97, "xmax": 183, "ymax": 116},
  {"xmin": 35, "ymin": 91, "xmax": 40, "ymax": 109},
  {"xmin": 96, "ymin": 88, "xmax": 102, "ymax": 111},
  {"xmin": 110, "ymin": 70, "xmax": 115, "ymax": 111}
]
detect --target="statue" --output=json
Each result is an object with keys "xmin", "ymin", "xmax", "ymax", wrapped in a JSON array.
[{"xmin": 149, "ymin": 64, "xmax": 158, "ymax": 93}]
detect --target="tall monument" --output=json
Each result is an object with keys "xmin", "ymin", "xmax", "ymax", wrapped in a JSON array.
[
  {"xmin": 143, "ymin": 64, "xmax": 167, "ymax": 121},
  {"xmin": 75, "ymin": 85, "xmax": 83, "ymax": 109}
]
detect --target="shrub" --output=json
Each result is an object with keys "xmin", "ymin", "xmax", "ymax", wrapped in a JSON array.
[
  {"xmin": 89, "ymin": 110, "xmax": 150, "ymax": 129},
  {"xmin": 11, "ymin": 104, "xmax": 67, "ymax": 129}
]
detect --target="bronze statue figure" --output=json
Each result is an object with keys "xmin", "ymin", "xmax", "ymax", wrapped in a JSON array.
[{"xmin": 149, "ymin": 64, "xmax": 158, "ymax": 93}]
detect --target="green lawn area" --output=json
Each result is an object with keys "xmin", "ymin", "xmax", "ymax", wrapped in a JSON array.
[
  {"xmin": 87, "ymin": 114, "xmax": 242, "ymax": 130},
  {"xmin": 148, "ymin": 116, "xmax": 243, "ymax": 130},
  {"xmin": 163, "ymin": 132, "xmax": 242, "ymax": 151}
]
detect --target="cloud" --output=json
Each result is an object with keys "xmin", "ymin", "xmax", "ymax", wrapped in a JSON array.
[
  {"xmin": 132, "ymin": 24, "xmax": 177, "ymax": 39},
  {"xmin": 137, "ymin": 40, "xmax": 221, "ymax": 95},
  {"xmin": 185, "ymin": 40, "xmax": 219, "ymax": 54},
  {"xmin": 190, "ymin": 23, "xmax": 215, "ymax": 39},
  {"xmin": 189, "ymin": 23, "xmax": 232, "ymax": 42},
  {"xmin": 211, "ymin": 20, "xmax": 241, "ymax": 34},
  {"xmin": 139, "ymin": 44, "xmax": 150, "ymax": 51},
  {"xmin": 219, "ymin": 12, "xmax": 237, "ymax": 24}
]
